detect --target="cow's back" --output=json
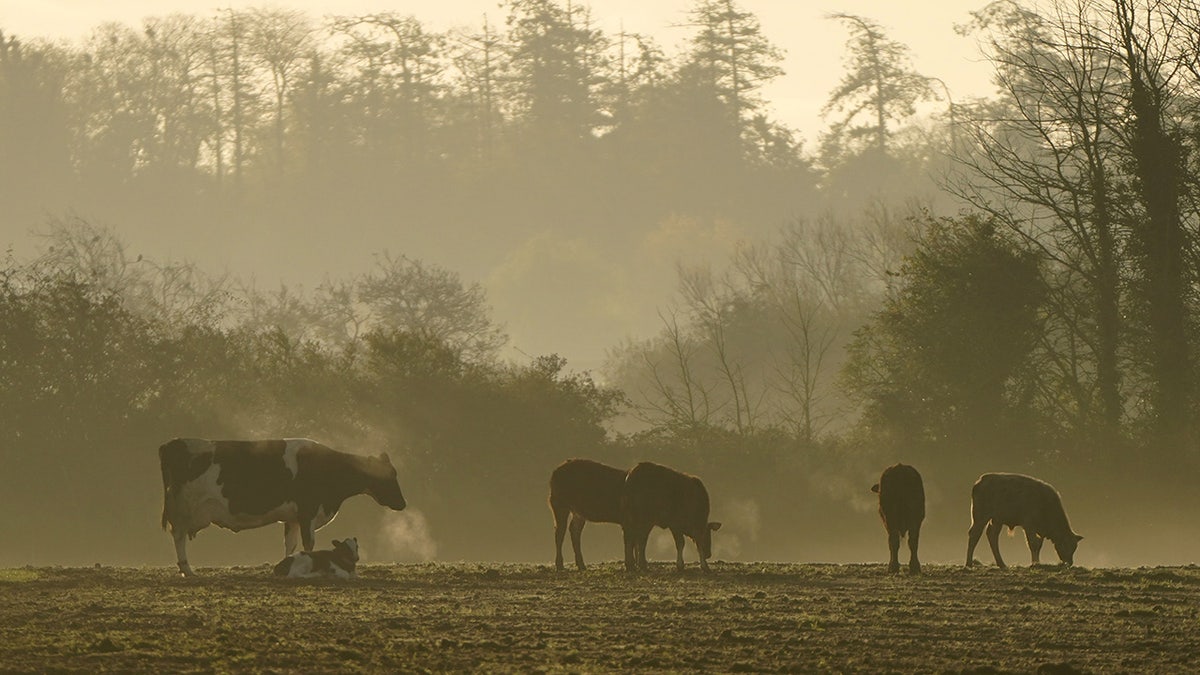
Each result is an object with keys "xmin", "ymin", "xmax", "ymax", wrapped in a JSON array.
[
  {"xmin": 878, "ymin": 463, "xmax": 924, "ymax": 535},
  {"xmin": 625, "ymin": 461, "xmax": 710, "ymax": 530},
  {"xmin": 972, "ymin": 473, "xmax": 1064, "ymax": 528},
  {"xmin": 550, "ymin": 459, "xmax": 626, "ymax": 524}
]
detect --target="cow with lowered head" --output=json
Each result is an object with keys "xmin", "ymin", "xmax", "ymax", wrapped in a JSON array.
[
  {"xmin": 274, "ymin": 537, "xmax": 360, "ymax": 579},
  {"xmin": 872, "ymin": 463, "xmax": 925, "ymax": 575},
  {"xmin": 967, "ymin": 472, "xmax": 1083, "ymax": 568},
  {"xmin": 159, "ymin": 438, "xmax": 407, "ymax": 577},
  {"xmin": 549, "ymin": 459, "xmax": 627, "ymax": 571},
  {"xmin": 622, "ymin": 461, "xmax": 721, "ymax": 573}
]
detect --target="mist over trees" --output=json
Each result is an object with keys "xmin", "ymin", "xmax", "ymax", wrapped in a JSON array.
[
  {"xmin": 0, "ymin": 1, "xmax": 837, "ymax": 366},
  {"xmin": 4, "ymin": 0, "xmax": 1200, "ymax": 567}
]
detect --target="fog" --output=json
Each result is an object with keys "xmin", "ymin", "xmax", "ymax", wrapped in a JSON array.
[{"xmin": 2, "ymin": 0, "xmax": 1199, "ymax": 571}]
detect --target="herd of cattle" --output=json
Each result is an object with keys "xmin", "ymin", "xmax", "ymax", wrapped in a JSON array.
[{"xmin": 158, "ymin": 438, "xmax": 1083, "ymax": 578}]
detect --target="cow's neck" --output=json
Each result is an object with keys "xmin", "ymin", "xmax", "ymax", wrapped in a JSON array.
[{"xmin": 310, "ymin": 452, "xmax": 380, "ymax": 506}]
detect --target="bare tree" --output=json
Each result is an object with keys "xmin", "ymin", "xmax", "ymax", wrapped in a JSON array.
[{"xmin": 949, "ymin": 0, "xmax": 1128, "ymax": 455}]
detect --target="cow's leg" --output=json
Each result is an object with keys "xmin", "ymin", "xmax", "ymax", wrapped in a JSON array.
[
  {"xmin": 623, "ymin": 524, "xmax": 650, "ymax": 573},
  {"xmin": 638, "ymin": 527, "xmax": 652, "ymax": 572},
  {"xmin": 284, "ymin": 521, "xmax": 301, "ymax": 556},
  {"xmin": 300, "ymin": 520, "xmax": 316, "ymax": 552},
  {"xmin": 1025, "ymin": 529, "xmax": 1044, "ymax": 565},
  {"xmin": 887, "ymin": 529, "xmax": 901, "ymax": 574},
  {"xmin": 670, "ymin": 528, "xmax": 686, "ymax": 572},
  {"xmin": 552, "ymin": 505, "xmax": 569, "ymax": 571},
  {"xmin": 908, "ymin": 525, "xmax": 922, "ymax": 575},
  {"xmin": 966, "ymin": 519, "xmax": 986, "ymax": 567},
  {"xmin": 173, "ymin": 530, "xmax": 194, "ymax": 577},
  {"xmin": 986, "ymin": 521, "xmax": 1006, "ymax": 569},
  {"xmin": 569, "ymin": 514, "xmax": 587, "ymax": 571},
  {"xmin": 623, "ymin": 525, "xmax": 638, "ymax": 572}
]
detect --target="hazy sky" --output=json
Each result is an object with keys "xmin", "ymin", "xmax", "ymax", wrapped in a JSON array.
[{"xmin": 1, "ymin": 0, "xmax": 995, "ymax": 143}]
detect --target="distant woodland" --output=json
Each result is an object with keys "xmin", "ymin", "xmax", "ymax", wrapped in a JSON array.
[{"xmin": 3, "ymin": 0, "xmax": 1200, "ymax": 566}]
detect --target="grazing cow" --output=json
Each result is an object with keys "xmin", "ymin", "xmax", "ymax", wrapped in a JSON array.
[
  {"xmin": 549, "ymin": 459, "xmax": 627, "ymax": 571},
  {"xmin": 871, "ymin": 463, "xmax": 925, "ymax": 574},
  {"xmin": 622, "ymin": 462, "xmax": 721, "ymax": 573},
  {"xmin": 274, "ymin": 537, "xmax": 360, "ymax": 579},
  {"xmin": 159, "ymin": 438, "xmax": 407, "ymax": 577},
  {"xmin": 966, "ymin": 472, "xmax": 1083, "ymax": 568}
]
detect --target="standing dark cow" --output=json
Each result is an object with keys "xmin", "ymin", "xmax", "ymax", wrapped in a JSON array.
[
  {"xmin": 966, "ymin": 472, "xmax": 1083, "ymax": 568},
  {"xmin": 159, "ymin": 438, "xmax": 407, "ymax": 577},
  {"xmin": 622, "ymin": 462, "xmax": 721, "ymax": 573},
  {"xmin": 549, "ymin": 459, "xmax": 627, "ymax": 571},
  {"xmin": 871, "ymin": 463, "xmax": 925, "ymax": 574}
]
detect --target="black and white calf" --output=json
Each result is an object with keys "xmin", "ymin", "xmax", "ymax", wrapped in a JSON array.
[
  {"xmin": 159, "ymin": 438, "xmax": 407, "ymax": 576},
  {"xmin": 274, "ymin": 538, "xmax": 360, "ymax": 579}
]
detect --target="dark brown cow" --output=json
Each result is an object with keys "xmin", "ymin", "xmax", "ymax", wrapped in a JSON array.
[
  {"xmin": 622, "ymin": 461, "xmax": 721, "ymax": 573},
  {"xmin": 274, "ymin": 537, "xmax": 360, "ymax": 579},
  {"xmin": 871, "ymin": 463, "xmax": 925, "ymax": 574},
  {"xmin": 159, "ymin": 438, "xmax": 406, "ymax": 577},
  {"xmin": 549, "ymin": 459, "xmax": 627, "ymax": 571},
  {"xmin": 966, "ymin": 472, "xmax": 1083, "ymax": 568}
]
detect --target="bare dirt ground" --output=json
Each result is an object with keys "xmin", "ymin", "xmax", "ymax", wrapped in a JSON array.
[{"xmin": 1, "ymin": 562, "xmax": 1198, "ymax": 673}]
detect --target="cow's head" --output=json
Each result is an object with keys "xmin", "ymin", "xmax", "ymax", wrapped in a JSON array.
[
  {"xmin": 694, "ymin": 521, "xmax": 722, "ymax": 560},
  {"xmin": 1054, "ymin": 533, "xmax": 1083, "ymax": 566},
  {"xmin": 366, "ymin": 453, "xmax": 407, "ymax": 511},
  {"xmin": 333, "ymin": 537, "xmax": 360, "ymax": 562}
]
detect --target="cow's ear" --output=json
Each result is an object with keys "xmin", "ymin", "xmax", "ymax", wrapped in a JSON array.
[
  {"xmin": 709, "ymin": 522, "xmax": 722, "ymax": 531},
  {"xmin": 871, "ymin": 483, "xmax": 880, "ymax": 493},
  {"xmin": 332, "ymin": 539, "xmax": 342, "ymax": 547},
  {"xmin": 1075, "ymin": 534, "xmax": 1084, "ymax": 542}
]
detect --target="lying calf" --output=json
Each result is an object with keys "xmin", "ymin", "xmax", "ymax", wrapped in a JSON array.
[{"xmin": 273, "ymin": 537, "xmax": 359, "ymax": 579}]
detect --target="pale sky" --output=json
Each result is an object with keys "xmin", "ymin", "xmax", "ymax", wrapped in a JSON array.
[{"xmin": 0, "ymin": 0, "xmax": 996, "ymax": 144}]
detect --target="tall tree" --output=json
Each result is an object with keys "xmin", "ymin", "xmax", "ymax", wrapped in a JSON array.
[
  {"xmin": 1112, "ymin": 0, "xmax": 1193, "ymax": 452},
  {"xmin": 686, "ymin": 0, "xmax": 783, "ymax": 128},
  {"xmin": 823, "ymin": 14, "xmax": 931, "ymax": 156},
  {"xmin": 247, "ymin": 8, "xmax": 313, "ymax": 177},
  {"xmin": 504, "ymin": 0, "xmax": 607, "ymax": 155},
  {"xmin": 333, "ymin": 13, "xmax": 445, "ymax": 169},
  {"xmin": 951, "ymin": 0, "xmax": 1128, "ymax": 457},
  {"xmin": 844, "ymin": 215, "xmax": 1046, "ymax": 464},
  {"xmin": 0, "ymin": 33, "xmax": 72, "ymax": 221}
]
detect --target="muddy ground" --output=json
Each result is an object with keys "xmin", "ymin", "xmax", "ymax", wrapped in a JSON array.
[{"xmin": 1, "ymin": 562, "xmax": 1197, "ymax": 673}]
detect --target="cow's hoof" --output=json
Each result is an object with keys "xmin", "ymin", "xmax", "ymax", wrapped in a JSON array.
[
  {"xmin": 888, "ymin": 564, "xmax": 901, "ymax": 574},
  {"xmin": 909, "ymin": 565, "xmax": 922, "ymax": 575}
]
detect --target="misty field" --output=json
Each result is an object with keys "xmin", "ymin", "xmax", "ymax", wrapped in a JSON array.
[{"xmin": 2, "ymin": 563, "xmax": 1198, "ymax": 672}]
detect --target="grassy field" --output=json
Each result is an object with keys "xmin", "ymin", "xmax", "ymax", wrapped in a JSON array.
[{"xmin": 1, "ymin": 562, "xmax": 1198, "ymax": 673}]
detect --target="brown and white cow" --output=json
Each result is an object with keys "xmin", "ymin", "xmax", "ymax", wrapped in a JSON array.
[
  {"xmin": 274, "ymin": 537, "xmax": 360, "ymax": 579},
  {"xmin": 622, "ymin": 461, "xmax": 721, "ymax": 573},
  {"xmin": 871, "ymin": 463, "xmax": 925, "ymax": 574},
  {"xmin": 548, "ymin": 459, "xmax": 627, "ymax": 571},
  {"xmin": 966, "ymin": 472, "xmax": 1082, "ymax": 568},
  {"xmin": 159, "ymin": 438, "xmax": 406, "ymax": 576}
]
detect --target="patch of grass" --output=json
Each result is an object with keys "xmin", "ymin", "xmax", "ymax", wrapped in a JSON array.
[
  {"xmin": 0, "ymin": 563, "xmax": 1198, "ymax": 671},
  {"xmin": 0, "ymin": 568, "xmax": 40, "ymax": 583}
]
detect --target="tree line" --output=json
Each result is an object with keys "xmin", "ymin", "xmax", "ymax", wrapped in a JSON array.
[
  {"xmin": 5, "ymin": 0, "xmax": 1200, "ymax": 566},
  {"xmin": 608, "ymin": 0, "xmax": 1200, "ymax": 494}
]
